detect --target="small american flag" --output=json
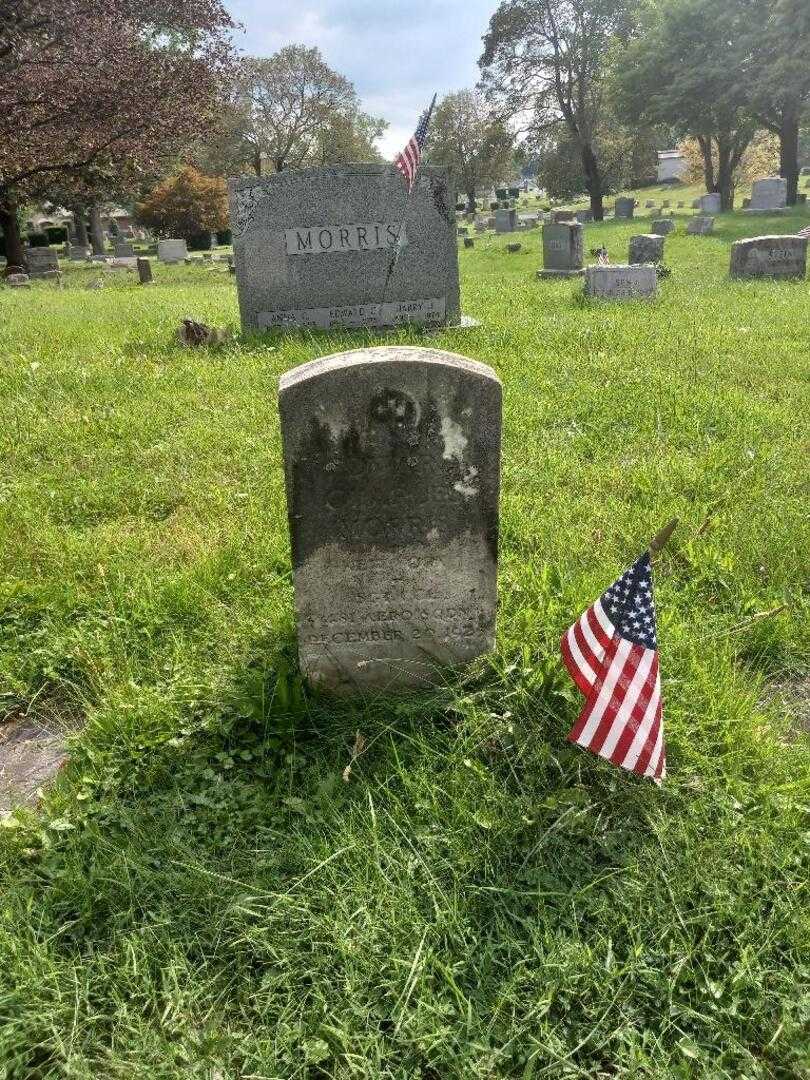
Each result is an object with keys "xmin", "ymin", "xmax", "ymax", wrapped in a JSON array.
[
  {"xmin": 394, "ymin": 94, "xmax": 437, "ymax": 192},
  {"xmin": 562, "ymin": 551, "xmax": 665, "ymax": 782}
]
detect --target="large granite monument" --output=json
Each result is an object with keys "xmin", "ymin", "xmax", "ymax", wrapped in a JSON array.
[
  {"xmin": 279, "ymin": 345, "xmax": 501, "ymax": 691},
  {"xmin": 229, "ymin": 164, "xmax": 462, "ymax": 331},
  {"xmin": 730, "ymin": 235, "xmax": 807, "ymax": 279}
]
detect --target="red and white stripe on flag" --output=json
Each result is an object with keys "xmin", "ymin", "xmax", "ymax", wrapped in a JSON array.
[
  {"xmin": 395, "ymin": 136, "xmax": 421, "ymax": 191},
  {"xmin": 561, "ymin": 597, "xmax": 665, "ymax": 782}
]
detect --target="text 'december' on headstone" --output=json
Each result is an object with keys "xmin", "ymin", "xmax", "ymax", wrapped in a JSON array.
[
  {"xmin": 228, "ymin": 165, "xmax": 463, "ymax": 332},
  {"xmin": 279, "ymin": 346, "xmax": 501, "ymax": 692}
]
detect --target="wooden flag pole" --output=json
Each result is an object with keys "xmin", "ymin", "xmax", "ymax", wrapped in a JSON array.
[{"xmin": 649, "ymin": 517, "xmax": 679, "ymax": 557}]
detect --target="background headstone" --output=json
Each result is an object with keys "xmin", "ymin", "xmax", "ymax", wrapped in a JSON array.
[
  {"xmin": 463, "ymin": 237, "xmax": 474, "ymax": 249},
  {"xmin": 279, "ymin": 345, "xmax": 501, "ymax": 692},
  {"xmin": 651, "ymin": 219, "xmax": 675, "ymax": 236},
  {"xmin": 699, "ymin": 193, "xmax": 722, "ymax": 214},
  {"xmin": 24, "ymin": 248, "xmax": 59, "ymax": 279},
  {"xmin": 584, "ymin": 264, "xmax": 658, "ymax": 300},
  {"xmin": 114, "ymin": 240, "xmax": 135, "ymax": 257},
  {"xmin": 614, "ymin": 197, "xmax": 635, "ymax": 220},
  {"xmin": 746, "ymin": 177, "xmax": 788, "ymax": 212},
  {"xmin": 158, "ymin": 239, "xmax": 188, "ymax": 263},
  {"xmin": 136, "ymin": 257, "xmax": 153, "ymax": 284},
  {"xmin": 552, "ymin": 209, "xmax": 575, "ymax": 223},
  {"xmin": 730, "ymin": 235, "xmax": 807, "ymax": 279},
  {"xmin": 229, "ymin": 165, "xmax": 461, "ymax": 330},
  {"xmin": 538, "ymin": 222, "xmax": 584, "ymax": 277},
  {"xmin": 495, "ymin": 208, "xmax": 517, "ymax": 233},
  {"xmin": 686, "ymin": 216, "xmax": 715, "ymax": 235},
  {"xmin": 628, "ymin": 234, "xmax": 665, "ymax": 264}
]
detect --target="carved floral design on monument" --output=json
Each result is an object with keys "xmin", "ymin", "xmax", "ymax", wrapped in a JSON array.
[{"xmin": 231, "ymin": 185, "xmax": 270, "ymax": 240}]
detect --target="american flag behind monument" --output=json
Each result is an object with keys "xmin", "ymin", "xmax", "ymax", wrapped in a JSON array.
[
  {"xmin": 394, "ymin": 94, "xmax": 437, "ymax": 192},
  {"xmin": 561, "ymin": 548, "xmax": 667, "ymax": 783}
]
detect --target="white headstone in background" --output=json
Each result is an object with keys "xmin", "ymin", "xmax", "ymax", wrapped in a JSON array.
[{"xmin": 157, "ymin": 239, "xmax": 189, "ymax": 263}]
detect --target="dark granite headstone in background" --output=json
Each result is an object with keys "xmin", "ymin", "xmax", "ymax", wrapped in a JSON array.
[
  {"xmin": 279, "ymin": 346, "xmax": 501, "ymax": 692},
  {"xmin": 628, "ymin": 234, "xmax": 665, "ymax": 264},
  {"xmin": 614, "ymin": 197, "xmax": 635, "ymax": 220},
  {"xmin": 136, "ymin": 257, "xmax": 153, "ymax": 284},
  {"xmin": 538, "ymin": 222, "xmax": 584, "ymax": 278}
]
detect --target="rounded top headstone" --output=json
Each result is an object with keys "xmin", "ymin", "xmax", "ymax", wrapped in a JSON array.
[
  {"xmin": 279, "ymin": 345, "xmax": 500, "ymax": 395},
  {"xmin": 278, "ymin": 344, "xmax": 502, "ymax": 692}
]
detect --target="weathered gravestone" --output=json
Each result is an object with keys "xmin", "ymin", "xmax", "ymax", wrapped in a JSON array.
[
  {"xmin": 136, "ymin": 257, "xmax": 153, "ymax": 284},
  {"xmin": 687, "ymin": 216, "xmax": 715, "ymax": 235},
  {"xmin": 5, "ymin": 274, "xmax": 30, "ymax": 288},
  {"xmin": 662, "ymin": 200, "xmax": 671, "ymax": 208},
  {"xmin": 279, "ymin": 345, "xmax": 501, "ymax": 691},
  {"xmin": 575, "ymin": 209, "xmax": 593, "ymax": 224},
  {"xmin": 699, "ymin": 193, "xmax": 722, "ymax": 214},
  {"xmin": 25, "ymin": 248, "xmax": 59, "ymax": 279},
  {"xmin": 729, "ymin": 235, "xmax": 807, "ymax": 279},
  {"xmin": 584, "ymin": 265, "xmax": 658, "ymax": 300},
  {"xmin": 157, "ymin": 238, "xmax": 188, "ymax": 264},
  {"xmin": 475, "ymin": 222, "xmax": 486, "ymax": 234},
  {"xmin": 229, "ymin": 165, "xmax": 463, "ymax": 331},
  {"xmin": 538, "ymin": 222, "xmax": 584, "ymax": 278},
  {"xmin": 552, "ymin": 210, "xmax": 575, "ymax": 223},
  {"xmin": 114, "ymin": 240, "xmax": 135, "ymax": 257},
  {"xmin": 463, "ymin": 237, "xmax": 475, "ymax": 249},
  {"xmin": 628, "ymin": 234, "xmax": 664, "ymax": 264},
  {"xmin": 495, "ymin": 208, "xmax": 517, "ymax": 233},
  {"xmin": 746, "ymin": 177, "xmax": 788, "ymax": 213},
  {"xmin": 614, "ymin": 197, "xmax": 635, "ymax": 220},
  {"xmin": 645, "ymin": 200, "xmax": 655, "ymax": 209},
  {"xmin": 506, "ymin": 243, "xmax": 522, "ymax": 253},
  {"xmin": 651, "ymin": 219, "xmax": 675, "ymax": 236}
]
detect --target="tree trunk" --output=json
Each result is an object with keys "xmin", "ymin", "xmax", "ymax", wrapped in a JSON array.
[
  {"xmin": 581, "ymin": 142, "xmax": 604, "ymax": 221},
  {"xmin": 73, "ymin": 203, "xmax": 89, "ymax": 247},
  {"xmin": 716, "ymin": 141, "xmax": 735, "ymax": 211},
  {"xmin": 466, "ymin": 187, "xmax": 477, "ymax": 214},
  {"xmin": 0, "ymin": 196, "xmax": 26, "ymax": 270},
  {"xmin": 253, "ymin": 148, "xmax": 262, "ymax": 176},
  {"xmin": 89, "ymin": 203, "xmax": 105, "ymax": 254},
  {"xmin": 697, "ymin": 135, "xmax": 716, "ymax": 192},
  {"xmin": 779, "ymin": 103, "xmax": 800, "ymax": 205}
]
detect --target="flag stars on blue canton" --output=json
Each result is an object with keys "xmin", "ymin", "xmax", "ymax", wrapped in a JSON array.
[{"xmin": 600, "ymin": 553, "xmax": 658, "ymax": 650}]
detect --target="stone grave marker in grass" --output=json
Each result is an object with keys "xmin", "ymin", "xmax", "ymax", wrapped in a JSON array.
[{"xmin": 279, "ymin": 345, "xmax": 501, "ymax": 692}]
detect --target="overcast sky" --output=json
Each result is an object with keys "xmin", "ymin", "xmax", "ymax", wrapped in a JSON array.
[{"xmin": 224, "ymin": 0, "xmax": 498, "ymax": 158}]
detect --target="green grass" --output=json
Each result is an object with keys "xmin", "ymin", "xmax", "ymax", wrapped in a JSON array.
[{"xmin": 0, "ymin": 204, "xmax": 809, "ymax": 1078}]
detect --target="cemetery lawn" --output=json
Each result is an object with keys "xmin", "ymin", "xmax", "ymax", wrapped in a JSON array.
[{"xmin": 1, "ymin": 205, "xmax": 809, "ymax": 1079}]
